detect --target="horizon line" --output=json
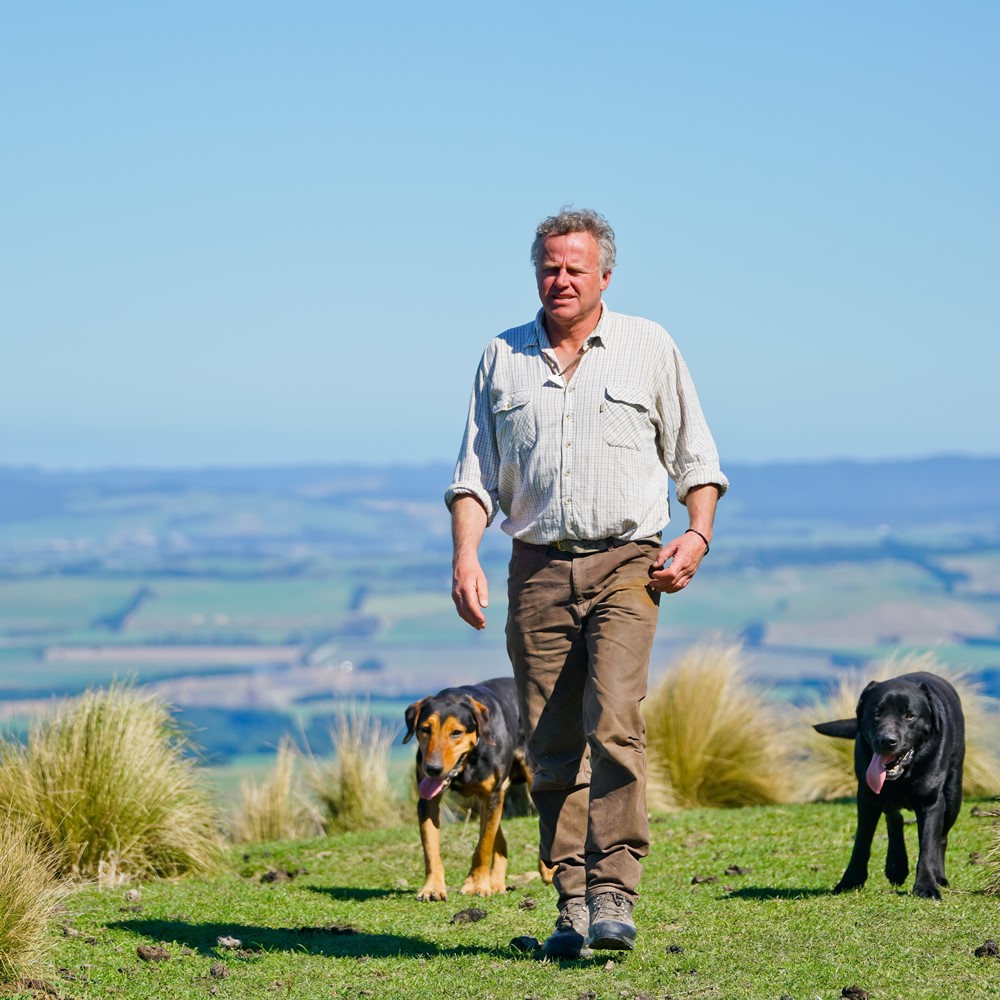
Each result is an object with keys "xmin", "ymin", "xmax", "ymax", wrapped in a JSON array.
[{"xmin": 3, "ymin": 450, "xmax": 1000, "ymax": 476}]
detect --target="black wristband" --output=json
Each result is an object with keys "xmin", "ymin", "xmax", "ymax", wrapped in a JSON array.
[{"xmin": 685, "ymin": 528, "xmax": 710, "ymax": 554}]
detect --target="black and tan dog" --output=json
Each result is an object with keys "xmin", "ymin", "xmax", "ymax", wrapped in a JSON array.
[
  {"xmin": 404, "ymin": 676, "xmax": 551, "ymax": 901},
  {"xmin": 814, "ymin": 671, "xmax": 965, "ymax": 899}
]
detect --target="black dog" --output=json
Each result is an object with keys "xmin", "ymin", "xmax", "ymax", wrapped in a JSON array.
[
  {"xmin": 814, "ymin": 671, "xmax": 965, "ymax": 899},
  {"xmin": 403, "ymin": 677, "xmax": 552, "ymax": 901}
]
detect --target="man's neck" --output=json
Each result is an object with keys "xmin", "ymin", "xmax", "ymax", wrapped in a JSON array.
[{"xmin": 543, "ymin": 306, "xmax": 603, "ymax": 354}]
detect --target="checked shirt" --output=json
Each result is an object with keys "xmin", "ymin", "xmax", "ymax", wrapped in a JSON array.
[{"xmin": 445, "ymin": 305, "xmax": 728, "ymax": 545}]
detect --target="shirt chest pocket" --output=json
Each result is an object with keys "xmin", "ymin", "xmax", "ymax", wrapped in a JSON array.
[
  {"xmin": 601, "ymin": 383, "xmax": 653, "ymax": 450},
  {"xmin": 493, "ymin": 390, "xmax": 536, "ymax": 460}
]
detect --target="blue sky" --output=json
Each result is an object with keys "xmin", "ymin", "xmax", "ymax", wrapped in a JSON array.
[{"xmin": 3, "ymin": 2, "xmax": 997, "ymax": 469}]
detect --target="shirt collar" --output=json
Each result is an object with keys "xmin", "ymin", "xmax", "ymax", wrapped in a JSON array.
[{"xmin": 532, "ymin": 302, "xmax": 609, "ymax": 351}]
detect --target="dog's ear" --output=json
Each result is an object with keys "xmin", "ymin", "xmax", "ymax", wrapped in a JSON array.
[
  {"xmin": 918, "ymin": 681, "xmax": 939, "ymax": 734},
  {"xmin": 855, "ymin": 679, "xmax": 879, "ymax": 719},
  {"xmin": 813, "ymin": 718, "xmax": 858, "ymax": 739},
  {"xmin": 403, "ymin": 699, "xmax": 424, "ymax": 744},
  {"xmin": 467, "ymin": 697, "xmax": 494, "ymax": 745}
]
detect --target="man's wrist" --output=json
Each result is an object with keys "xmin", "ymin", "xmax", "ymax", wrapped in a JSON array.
[{"xmin": 685, "ymin": 528, "xmax": 710, "ymax": 554}]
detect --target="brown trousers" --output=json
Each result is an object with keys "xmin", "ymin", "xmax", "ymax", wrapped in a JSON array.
[{"xmin": 506, "ymin": 538, "xmax": 661, "ymax": 905}]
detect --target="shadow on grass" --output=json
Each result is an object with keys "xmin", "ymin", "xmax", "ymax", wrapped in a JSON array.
[
  {"xmin": 303, "ymin": 885, "xmax": 410, "ymax": 902},
  {"xmin": 726, "ymin": 886, "xmax": 832, "ymax": 901},
  {"xmin": 107, "ymin": 918, "xmax": 567, "ymax": 961}
]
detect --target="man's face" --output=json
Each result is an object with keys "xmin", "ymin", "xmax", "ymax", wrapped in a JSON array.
[{"xmin": 535, "ymin": 232, "xmax": 611, "ymax": 333}]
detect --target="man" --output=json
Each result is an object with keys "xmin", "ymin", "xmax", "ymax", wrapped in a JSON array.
[{"xmin": 445, "ymin": 208, "xmax": 727, "ymax": 958}]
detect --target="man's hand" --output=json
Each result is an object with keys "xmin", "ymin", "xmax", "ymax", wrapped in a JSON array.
[
  {"xmin": 450, "ymin": 495, "xmax": 490, "ymax": 629},
  {"xmin": 648, "ymin": 531, "xmax": 708, "ymax": 594},
  {"xmin": 452, "ymin": 554, "xmax": 489, "ymax": 629}
]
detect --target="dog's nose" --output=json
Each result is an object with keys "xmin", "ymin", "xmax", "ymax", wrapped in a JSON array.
[
  {"xmin": 424, "ymin": 763, "xmax": 443, "ymax": 777},
  {"xmin": 877, "ymin": 733, "xmax": 899, "ymax": 752}
]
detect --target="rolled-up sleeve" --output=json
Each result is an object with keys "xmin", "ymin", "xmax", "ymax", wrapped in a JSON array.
[
  {"xmin": 444, "ymin": 350, "xmax": 502, "ymax": 523},
  {"xmin": 657, "ymin": 341, "xmax": 729, "ymax": 504}
]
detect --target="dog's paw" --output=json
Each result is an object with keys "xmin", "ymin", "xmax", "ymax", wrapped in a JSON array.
[
  {"xmin": 912, "ymin": 880, "xmax": 942, "ymax": 900},
  {"xmin": 833, "ymin": 876, "xmax": 866, "ymax": 894},
  {"xmin": 885, "ymin": 860, "xmax": 909, "ymax": 886},
  {"xmin": 416, "ymin": 883, "xmax": 449, "ymax": 902},
  {"xmin": 460, "ymin": 874, "xmax": 494, "ymax": 897}
]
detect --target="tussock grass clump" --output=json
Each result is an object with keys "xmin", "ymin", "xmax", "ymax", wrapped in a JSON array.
[
  {"xmin": 797, "ymin": 652, "xmax": 1000, "ymax": 802},
  {"xmin": 795, "ymin": 668, "xmax": 870, "ymax": 802},
  {"xmin": 985, "ymin": 808, "xmax": 1000, "ymax": 895},
  {"xmin": 0, "ymin": 815, "xmax": 68, "ymax": 983},
  {"xmin": 230, "ymin": 737, "xmax": 323, "ymax": 844},
  {"xmin": 305, "ymin": 703, "xmax": 399, "ymax": 833},
  {"xmin": 644, "ymin": 643, "xmax": 793, "ymax": 808},
  {"xmin": 0, "ymin": 685, "xmax": 223, "ymax": 884}
]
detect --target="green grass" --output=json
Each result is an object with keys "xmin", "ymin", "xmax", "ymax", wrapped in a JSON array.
[{"xmin": 13, "ymin": 800, "xmax": 1000, "ymax": 999}]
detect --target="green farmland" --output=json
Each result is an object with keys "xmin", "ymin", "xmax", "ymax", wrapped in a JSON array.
[{"xmin": 1, "ymin": 460, "xmax": 999, "ymax": 774}]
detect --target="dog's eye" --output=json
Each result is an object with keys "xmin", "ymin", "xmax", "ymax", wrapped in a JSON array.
[
  {"xmin": 450, "ymin": 729, "xmax": 464, "ymax": 740},
  {"xmin": 904, "ymin": 712, "xmax": 915, "ymax": 721}
]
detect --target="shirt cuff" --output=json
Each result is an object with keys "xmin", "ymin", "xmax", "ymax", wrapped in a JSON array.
[
  {"xmin": 676, "ymin": 468, "xmax": 729, "ymax": 504},
  {"xmin": 444, "ymin": 484, "xmax": 499, "ymax": 524}
]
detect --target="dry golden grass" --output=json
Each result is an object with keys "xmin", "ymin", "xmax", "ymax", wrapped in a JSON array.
[
  {"xmin": 984, "ymin": 806, "xmax": 1000, "ymax": 895},
  {"xmin": 796, "ymin": 652, "xmax": 1000, "ymax": 802},
  {"xmin": 304, "ymin": 702, "xmax": 400, "ymax": 833},
  {"xmin": 0, "ymin": 685, "xmax": 223, "ymax": 884},
  {"xmin": 794, "ymin": 668, "xmax": 870, "ymax": 802},
  {"xmin": 229, "ymin": 737, "xmax": 324, "ymax": 844},
  {"xmin": 0, "ymin": 814, "xmax": 68, "ymax": 984},
  {"xmin": 644, "ymin": 643, "xmax": 794, "ymax": 809}
]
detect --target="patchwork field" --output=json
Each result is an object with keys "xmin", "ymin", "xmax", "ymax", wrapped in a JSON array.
[{"xmin": 1, "ymin": 460, "xmax": 999, "ymax": 772}]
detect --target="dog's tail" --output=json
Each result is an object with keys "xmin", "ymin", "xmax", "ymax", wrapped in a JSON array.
[{"xmin": 813, "ymin": 719, "xmax": 858, "ymax": 739}]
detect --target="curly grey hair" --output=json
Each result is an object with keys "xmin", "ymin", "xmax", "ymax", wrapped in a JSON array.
[{"xmin": 530, "ymin": 207, "xmax": 617, "ymax": 274}]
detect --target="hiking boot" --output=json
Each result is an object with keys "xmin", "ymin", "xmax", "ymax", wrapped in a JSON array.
[
  {"xmin": 587, "ymin": 891, "xmax": 636, "ymax": 951},
  {"xmin": 541, "ymin": 898, "xmax": 593, "ymax": 959}
]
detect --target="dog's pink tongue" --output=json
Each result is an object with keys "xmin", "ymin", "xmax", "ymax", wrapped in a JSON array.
[
  {"xmin": 419, "ymin": 776, "xmax": 447, "ymax": 800},
  {"xmin": 866, "ymin": 753, "xmax": 890, "ymax": 794}
]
